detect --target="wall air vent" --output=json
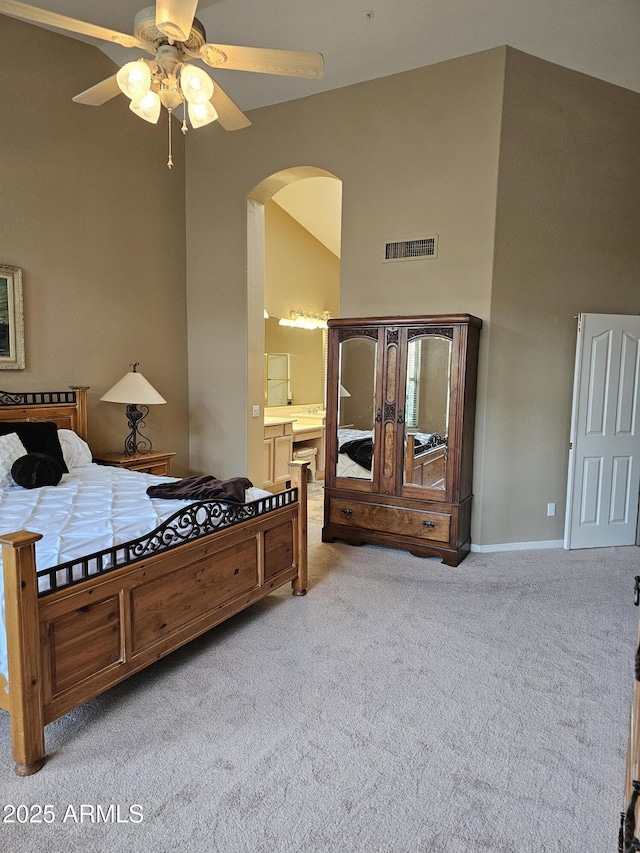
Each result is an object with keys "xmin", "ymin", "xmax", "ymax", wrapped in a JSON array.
[{"xmin": 383, "ymin": 235, "xmax": 438, "ymax": 263}]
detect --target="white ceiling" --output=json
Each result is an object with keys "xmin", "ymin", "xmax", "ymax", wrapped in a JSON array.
[
  {"xmin": 6, "ymin": 0, "xmax": 640, "ymax": 113},
  {"xmin": 6, "ymin": 1, "xmax": 639, "ymax": 257}
]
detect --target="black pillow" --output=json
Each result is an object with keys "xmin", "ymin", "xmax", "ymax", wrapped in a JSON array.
[
  {"xmin": 0, "ymin": 421, "xmax": 68, "ymax": 473},
  {"xmin": 11, "ymin": 453, "xmax": 63, "ymax": 489}
]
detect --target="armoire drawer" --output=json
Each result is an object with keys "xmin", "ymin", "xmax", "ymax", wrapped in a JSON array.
[{"xmin": 329, "ymin": 498, "xmax": 451, "ymax": 543}]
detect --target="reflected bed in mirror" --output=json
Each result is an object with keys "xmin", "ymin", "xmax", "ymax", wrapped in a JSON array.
[
  {"xmin": 336, "ymin": 428, "xmax": 374, "ymax": 480},
  {"xmin": 404, "ymin": 432, "xmax": 447, "ymax": 489},
  {"xmin": 337, "ymin": 334, "xmax": 377, "ymax": 480}
]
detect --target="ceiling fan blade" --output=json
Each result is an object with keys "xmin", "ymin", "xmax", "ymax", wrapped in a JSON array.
[
  {"xmin": 210, "ymin": 81, "xmax": 251, "ymax": 131},
  {"xmin": 155, "ymin": 0, "xmax": 198, "ymax": 42},
  {"xmin": 72, "ymin": 74, "xmax": 121, "ymax": 106},
  {"xmin": 200, "ymin": 44, "xmax": 324, "ymax": 78},
  {"xmin": 0, "ymin": 0, "xmax": 142, "ymax": 48}
]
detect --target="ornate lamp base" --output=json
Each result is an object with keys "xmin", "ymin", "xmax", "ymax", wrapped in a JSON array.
[{"xmin": 123, "ymin": 404, "xmax": 153, "ymax": 456}]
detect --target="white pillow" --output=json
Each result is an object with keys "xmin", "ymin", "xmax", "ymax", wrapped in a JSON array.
[
  {"xmin": 58, "ymin": 429, "xmax": 93, "ymax": 470},
  {"xmin": 0, "ymin": 432, "xmax": 28, "ymax": 488}
]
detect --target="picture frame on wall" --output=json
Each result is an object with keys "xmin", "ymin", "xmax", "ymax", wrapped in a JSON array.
[{"xmin": 0, "ymin": 264, "xmax": 25, "ymax": 370}]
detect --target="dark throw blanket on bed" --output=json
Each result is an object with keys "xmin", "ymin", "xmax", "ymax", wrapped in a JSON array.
[
  {"xmin": 339, "ymin": 432, "xmax": 447, "ymax": 470},
  {"xmin": 146, "ymin": 475, "xmax": 253, "ymax": 503},
  {"xmin": 339, "ymin": 438, "xmax": 374, "ymax": 470}
]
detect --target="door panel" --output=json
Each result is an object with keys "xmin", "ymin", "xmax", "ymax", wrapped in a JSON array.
[{"xmin": 565, "ymin": 313, "xmax": 640, "ymax": 548}]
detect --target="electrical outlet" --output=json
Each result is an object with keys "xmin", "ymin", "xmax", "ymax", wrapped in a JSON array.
[
  {"xmin": 547, "ymin": 502, "xmax": 556, "ymax": 517},
  {"xmin": 252, "ymin": 405, "xmax": 260, "ymax": 418}
]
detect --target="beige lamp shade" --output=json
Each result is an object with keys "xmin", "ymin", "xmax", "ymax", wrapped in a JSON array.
[{"xmin": 100, "ymin": 369, "xmax": 167, "ymax": 405}]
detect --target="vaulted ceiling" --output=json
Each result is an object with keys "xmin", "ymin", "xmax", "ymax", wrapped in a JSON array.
[
  {"xmin": 6, "ymin": 0, "xmax": 640, "ymax": 114},
  {"xmin": 5, "ymin": 1, "xmax": 638, "ymax": 256}
]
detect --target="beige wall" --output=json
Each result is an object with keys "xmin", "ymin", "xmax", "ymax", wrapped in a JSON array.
[
  {"xmin": 263, "ymin": 199, "xmax": 339, "ymax": 405},
  {"xmin": 0, "ymin": 17, "xmax": 190, "ymax": 473},
  {"xmin": 186, "ymin": 48, "xmax": 504, "ymax": 496},
  {"xmin": 187, "ymin": 45, "xmax": 640, "ymax": 546},
  {"xmin": 480, "ymin": 48, "xmax": 640, "ymax": 544},
  {"xmin": 7, "ymin": 21, "xmax": 639, "ymax": 548},
  {"xmin": 264, "ymin": 199, "xmax": 339, "ymax": 321}
]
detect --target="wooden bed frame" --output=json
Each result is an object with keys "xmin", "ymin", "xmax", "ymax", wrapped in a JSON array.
[
  {"xmin": 404, "ymin": 434, "xmax": 446, "ymax": 488},
  {"xmin": 0, "ymin": 387, "xmax": 308, "ymax": 776}
]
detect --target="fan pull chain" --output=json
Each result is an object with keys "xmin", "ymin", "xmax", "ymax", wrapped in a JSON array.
[
  {"xmin": 181, "ymin": 103, "xmax": 188, "ymax": 135},
  {"xmin": 167, "ymin": 109, "xmax": 174, "ymax": 170}
]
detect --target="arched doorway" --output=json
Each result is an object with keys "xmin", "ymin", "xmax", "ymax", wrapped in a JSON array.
[{"xmin": 247, "ymin": 167, "xmax": 342, "ymax": 487}]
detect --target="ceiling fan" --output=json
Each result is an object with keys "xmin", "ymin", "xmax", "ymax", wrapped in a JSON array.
[{"xmin": 0, "ymin": 0, "xmax": 324, "ymax": 166}]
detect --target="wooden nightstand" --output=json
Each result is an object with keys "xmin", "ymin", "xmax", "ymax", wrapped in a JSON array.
[{"xmin": 93, "ymin": 450, "xmax": 176, "ymax": 476}]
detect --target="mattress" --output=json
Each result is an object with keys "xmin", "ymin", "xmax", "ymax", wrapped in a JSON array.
[
  {"xmin": 0, "ymin": 462, "xmax": 270, "ymax": 688},
  {"xmin": 337, "ymin": 428, "xmax": 374, "ymax": 479}
]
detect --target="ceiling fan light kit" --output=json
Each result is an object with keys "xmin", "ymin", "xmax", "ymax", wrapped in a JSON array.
[
  {"xmin": 130, "ymin": 89, "xmax": 161, "ymax": 124},
  {"xmin": 0, "ymin": 0, "xmax": 324, "ymax": 168},
  {"xmin": 115, "ymin": 48, "xmax": 219, "ymax": 165},
  {"xmin": 188, "ymin": 100, "xmax": 218, "ymax": 129},
  {"xmin": 179, "ymin": 64, "xmax": 214, "ymax": 104},
  {"xmin": 116, "ymin": 59, "xmax": 152, "ymax": 100}
]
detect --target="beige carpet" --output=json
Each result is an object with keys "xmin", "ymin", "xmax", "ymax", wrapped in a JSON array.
[{"xmin": 0, "ymin": 487, "xmax": 636, "ymax": 852}]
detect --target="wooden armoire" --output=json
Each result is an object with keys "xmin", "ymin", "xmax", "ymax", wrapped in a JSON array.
[{"xmin": 322, "ymin": 314, "xmax": 482, "ymax": 566}]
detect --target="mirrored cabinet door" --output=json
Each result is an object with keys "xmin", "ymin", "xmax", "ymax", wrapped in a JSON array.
[
  {"xmin": 336, "ymin": 332, "xmax": 378, "ymax": 481},
  {"xmin": 403, "ymin": 332, "xmax": 452, "ymax": 491},
  {"xmin": 323, "ymin": 315, "xmax": 481, "ymax": 566}
]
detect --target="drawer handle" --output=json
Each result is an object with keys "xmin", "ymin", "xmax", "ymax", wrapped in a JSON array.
[
  {"xmin": 422, "ymin": 520, "xmax": 435, "ymax": 528},
  {"xmin": 341, "ymin": 508, "xmax": 353, "ymax": 517}
]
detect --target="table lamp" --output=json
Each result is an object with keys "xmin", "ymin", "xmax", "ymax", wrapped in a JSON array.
[{"xmin": 100, "ymin": 362, "xmax": 166, "ymax": 456}]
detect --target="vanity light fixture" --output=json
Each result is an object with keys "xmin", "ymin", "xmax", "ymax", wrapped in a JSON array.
[
  {"xmin": 278, "ymin": 309, "xmax": 330, "ymax": 330},
  {"xmin": 100, "ymin": 362, "xmax": 167, "ymax": 456}
]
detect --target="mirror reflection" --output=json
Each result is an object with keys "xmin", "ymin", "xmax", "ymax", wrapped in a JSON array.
[
  {"xmin": 336, "ymin": 336, "xmax": 377, "ymax": 480},
  {"xmin": 264, "ymin": 317, "xmax": 325, "ymax": 405},
  {"xmin": 265, "ymin": 353, "xmax": 290, "ymax": 406},
  {"xmin": 404, "ymin": 335, "xmax": 451, "ymax": 489}
]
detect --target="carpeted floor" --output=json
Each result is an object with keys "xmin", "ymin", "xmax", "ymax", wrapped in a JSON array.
[{"xmin": 0, "ymin": 484, "xmax": 637, "ymax": 852}]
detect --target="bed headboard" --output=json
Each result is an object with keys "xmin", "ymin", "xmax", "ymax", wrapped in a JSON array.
[{"xmin": 0, "ymin": 387, "xmax": 89, "ymax": 441}]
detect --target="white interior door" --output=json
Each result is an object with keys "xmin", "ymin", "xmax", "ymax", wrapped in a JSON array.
[{"xmin": 564, "ymin": 313, "xmax": 640, "ymax": 549}]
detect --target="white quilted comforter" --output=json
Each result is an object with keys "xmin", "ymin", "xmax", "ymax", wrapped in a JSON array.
[{"xmin": 0, "ymin": 463, "xmax": 269, "ymax": 687}]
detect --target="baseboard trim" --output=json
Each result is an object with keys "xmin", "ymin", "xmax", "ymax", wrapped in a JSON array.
[{"xmin": 471, "ymin": 540, "xmax": 564, "ymax": 553}]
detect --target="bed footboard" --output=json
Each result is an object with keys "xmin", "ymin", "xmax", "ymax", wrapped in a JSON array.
[
  {"xmin": 0, "ymin": 530, "xmax": 45, "ymax": 776},
  {"xmin": 1, "ymin": 461, "xmax": 308, "ymax": 776},
  {"xmin": 404, "ymin": 435, "xmax": 446, "ymax": 488}
]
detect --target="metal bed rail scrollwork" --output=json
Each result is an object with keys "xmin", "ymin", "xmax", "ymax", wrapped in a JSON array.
[
  {"xmin": 620, "ymin": 783, "xmax": 640, "ymax": 853},
  {"xmin": 0, "ymin": 390, "xmax": 78, "ymax": 406},
  {"xmin": 36, "ymin": 488, "xmax": 298, "ymax": 597}
]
